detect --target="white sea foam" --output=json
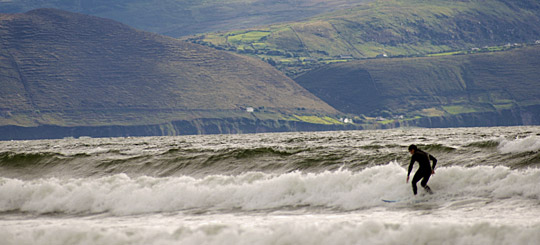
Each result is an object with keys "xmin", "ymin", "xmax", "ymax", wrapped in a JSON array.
[
  {"xmin": 498, "ymin": 135, "xmax": 540, "ymax": 153},
  {"xmin": 1, "ymin": 163, "xmax": 539, "ymax": 215},
  {"xmin": 1, "ymin": 215, "xmax": 539, "ymax": 245}
]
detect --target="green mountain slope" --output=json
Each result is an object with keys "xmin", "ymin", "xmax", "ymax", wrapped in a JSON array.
[
  {"xmin": 190, "ymin": 0, "xmax": 540, "ymax": 77},
  {"xmin": 294, "ymin": 45, "xmax": 540, "ymax": 126},
  {"xmin": 0, "ymin": 0, "xmax": 371, "ymax": 37},
  {"xmin": 0, "ymin": 9, "xmax": 340, "ymax": 133}
]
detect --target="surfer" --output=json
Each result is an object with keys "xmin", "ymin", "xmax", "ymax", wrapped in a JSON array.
[{"xmin": 406, "ymin": 144, "xmax": 437, "ymax": 195}]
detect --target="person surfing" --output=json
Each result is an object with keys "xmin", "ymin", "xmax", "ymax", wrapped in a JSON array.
[{"xmin": 406, "ymin": 144, "xmax": 437, "ymax": 195}]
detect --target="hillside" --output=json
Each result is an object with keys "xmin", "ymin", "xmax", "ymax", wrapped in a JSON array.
[
  {"xmin": 189, "ymin": 0, "xmax": 540, "ymax": 77},
  {"xmin": 0, "ymin": 9, "xmax": 348, "ymax": 140},
  {"xmin": 0, "ymin": 0, "xmax": 371, "ymax": 37},
  {"xmin": 294, "ymin": 45, "xmax": 540, "ymax": 127}
]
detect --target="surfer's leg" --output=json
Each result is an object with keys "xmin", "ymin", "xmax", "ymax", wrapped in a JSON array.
[
  {"xmin": 420, "ymin": 171, "xmax": 432, "ymax": 193},
  {"xmin": 411, "ymin": 171, "xmax": 422, "ymax": 195}
]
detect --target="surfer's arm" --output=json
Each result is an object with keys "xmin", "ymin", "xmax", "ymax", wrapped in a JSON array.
[
  {"xmin": 429, "ymin": 155, "xmax": 437, "ymax": 170},
  {"xmin": 407, "ymin": 157, "xmax": 415, "ymax": 177}
]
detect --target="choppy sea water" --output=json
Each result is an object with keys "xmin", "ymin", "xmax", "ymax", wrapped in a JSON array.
[{"xmin": 1, "ymin": 126, "xmax": 540, "ymax": 245}]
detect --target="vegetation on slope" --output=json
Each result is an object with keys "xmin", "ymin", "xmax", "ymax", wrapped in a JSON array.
[
  {"xmin": 0, "ymin": 9, "xmax": 341, "ymax": 129},
  {"xmin": 294, "ymin": 45, "xmax": 540, "ymax": 124},
  {"xmin": 0, "ymin": 0, "xmax": 371, "ymax": 37},
  {"xmin": 188, "ymin": 0, "xmax": 540, "ymax": 77}
]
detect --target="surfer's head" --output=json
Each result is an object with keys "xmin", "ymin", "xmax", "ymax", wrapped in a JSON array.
[{"xmin": 408, "ymin": 144, "xmax": 417, "ymax": 154}]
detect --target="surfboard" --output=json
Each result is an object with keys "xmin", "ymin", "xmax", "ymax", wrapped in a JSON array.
[
  {"xmin": 382, "ymin": 199, "xmax": 401, "ymax": 203},
  {"xmin": 383, "ymin": 198, "xmax": 431, "ymax": 204},
  {"xmin": 382, "ymin": 194, "xmax": 432, "ymax": 203}
]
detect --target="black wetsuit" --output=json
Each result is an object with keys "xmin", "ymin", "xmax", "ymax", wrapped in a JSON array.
[{"xmin": 407, "ymin": 149, "xmax": 437, "ymax": 195}]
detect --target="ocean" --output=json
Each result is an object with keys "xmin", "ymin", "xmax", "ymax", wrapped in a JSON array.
[{"xmin": 1, "ymin": 126, "xmax": 539, "ymax": 245}]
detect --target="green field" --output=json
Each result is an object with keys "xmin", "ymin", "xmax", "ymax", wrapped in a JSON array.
[{"xmin": 189, "ymin": 0, "xmax": 540, "ymax": 77}]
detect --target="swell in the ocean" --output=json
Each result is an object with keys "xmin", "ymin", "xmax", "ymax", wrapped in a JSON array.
[{"xmin": 1, "ymin": 133, "xmax": 539, "ymax": 180}]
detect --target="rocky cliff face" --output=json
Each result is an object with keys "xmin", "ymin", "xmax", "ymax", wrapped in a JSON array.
[
  {"xmin": 3, "ymin": 104, "xmax": 537, "ymax": 140},
  {"xmin": 0, "ymin": 118, "xmax": 362, "ymax": 140},
  {"xmin": 377, "ymin": 106, "xmax": 540, "ymax": 129}
]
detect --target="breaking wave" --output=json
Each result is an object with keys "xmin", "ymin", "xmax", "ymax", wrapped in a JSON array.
[
  {"xmin": 498, "ymin": 135, "xmax": 540, "ymax": 154},
  {"xmin": 1, "ymin": 163, "xmax": 539, "ymax": 216}
]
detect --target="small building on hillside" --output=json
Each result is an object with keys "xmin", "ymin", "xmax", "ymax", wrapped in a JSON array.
[{"xmin": 339, "ymin": 118, "xmax": 354, "ymax": 123}]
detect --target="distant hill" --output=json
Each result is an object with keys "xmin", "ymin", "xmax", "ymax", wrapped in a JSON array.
[
  {"xmin": 0, "ymin": 9, "xmax": 348, "ymax": 140},
  {"xmin": 0, "ymin": 0, "xmax": 371, "ymax": 37},
  {"xmin": 294, "ymin": 45, "xmax": 540, "ymax": 127},
  {"xmin": 190, "ymin": 0, "xmax": 540, "ymax": 77}
]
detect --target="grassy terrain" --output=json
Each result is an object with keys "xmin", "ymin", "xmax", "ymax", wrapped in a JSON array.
[
  {"xmin": 188, "ymin": 0, "xmax": 540, "ymax": 77},
  {"xmin": 0, "ymin": 0, "xmax": 371, "ymax": 37},
  {"xmin": 283, "ymin": 115, "xmax": 346, "ymax": 125},
  {"xmin": 0, "ymin": 9, "xmax": 341, "ymax": 129},
  {"xmin": 294, "ymin": 44, "xmax": 540, "ymax": 121}
]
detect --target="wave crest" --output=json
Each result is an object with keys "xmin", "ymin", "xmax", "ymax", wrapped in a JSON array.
[
  {"xmin": 498, "ymin": 136, "xmax": 540, "ymax": 154},
  {"xmin": 1, "ymin": 163, "xmax": 539, "ymax": 215}
]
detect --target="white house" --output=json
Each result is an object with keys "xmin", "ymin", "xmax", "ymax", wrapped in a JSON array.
[{"xmin": 340, "ymin": 118, "xmax": 354, "ymax": 123}]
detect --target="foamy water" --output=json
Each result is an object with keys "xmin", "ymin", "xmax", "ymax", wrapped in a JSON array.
[
  {"xmin": 1, "ymin": 126, "xmax": 539, "ymax": 244},
  {"xmin": 498, "ymin": 135, "xmax": 540, "ymax": 154}
]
